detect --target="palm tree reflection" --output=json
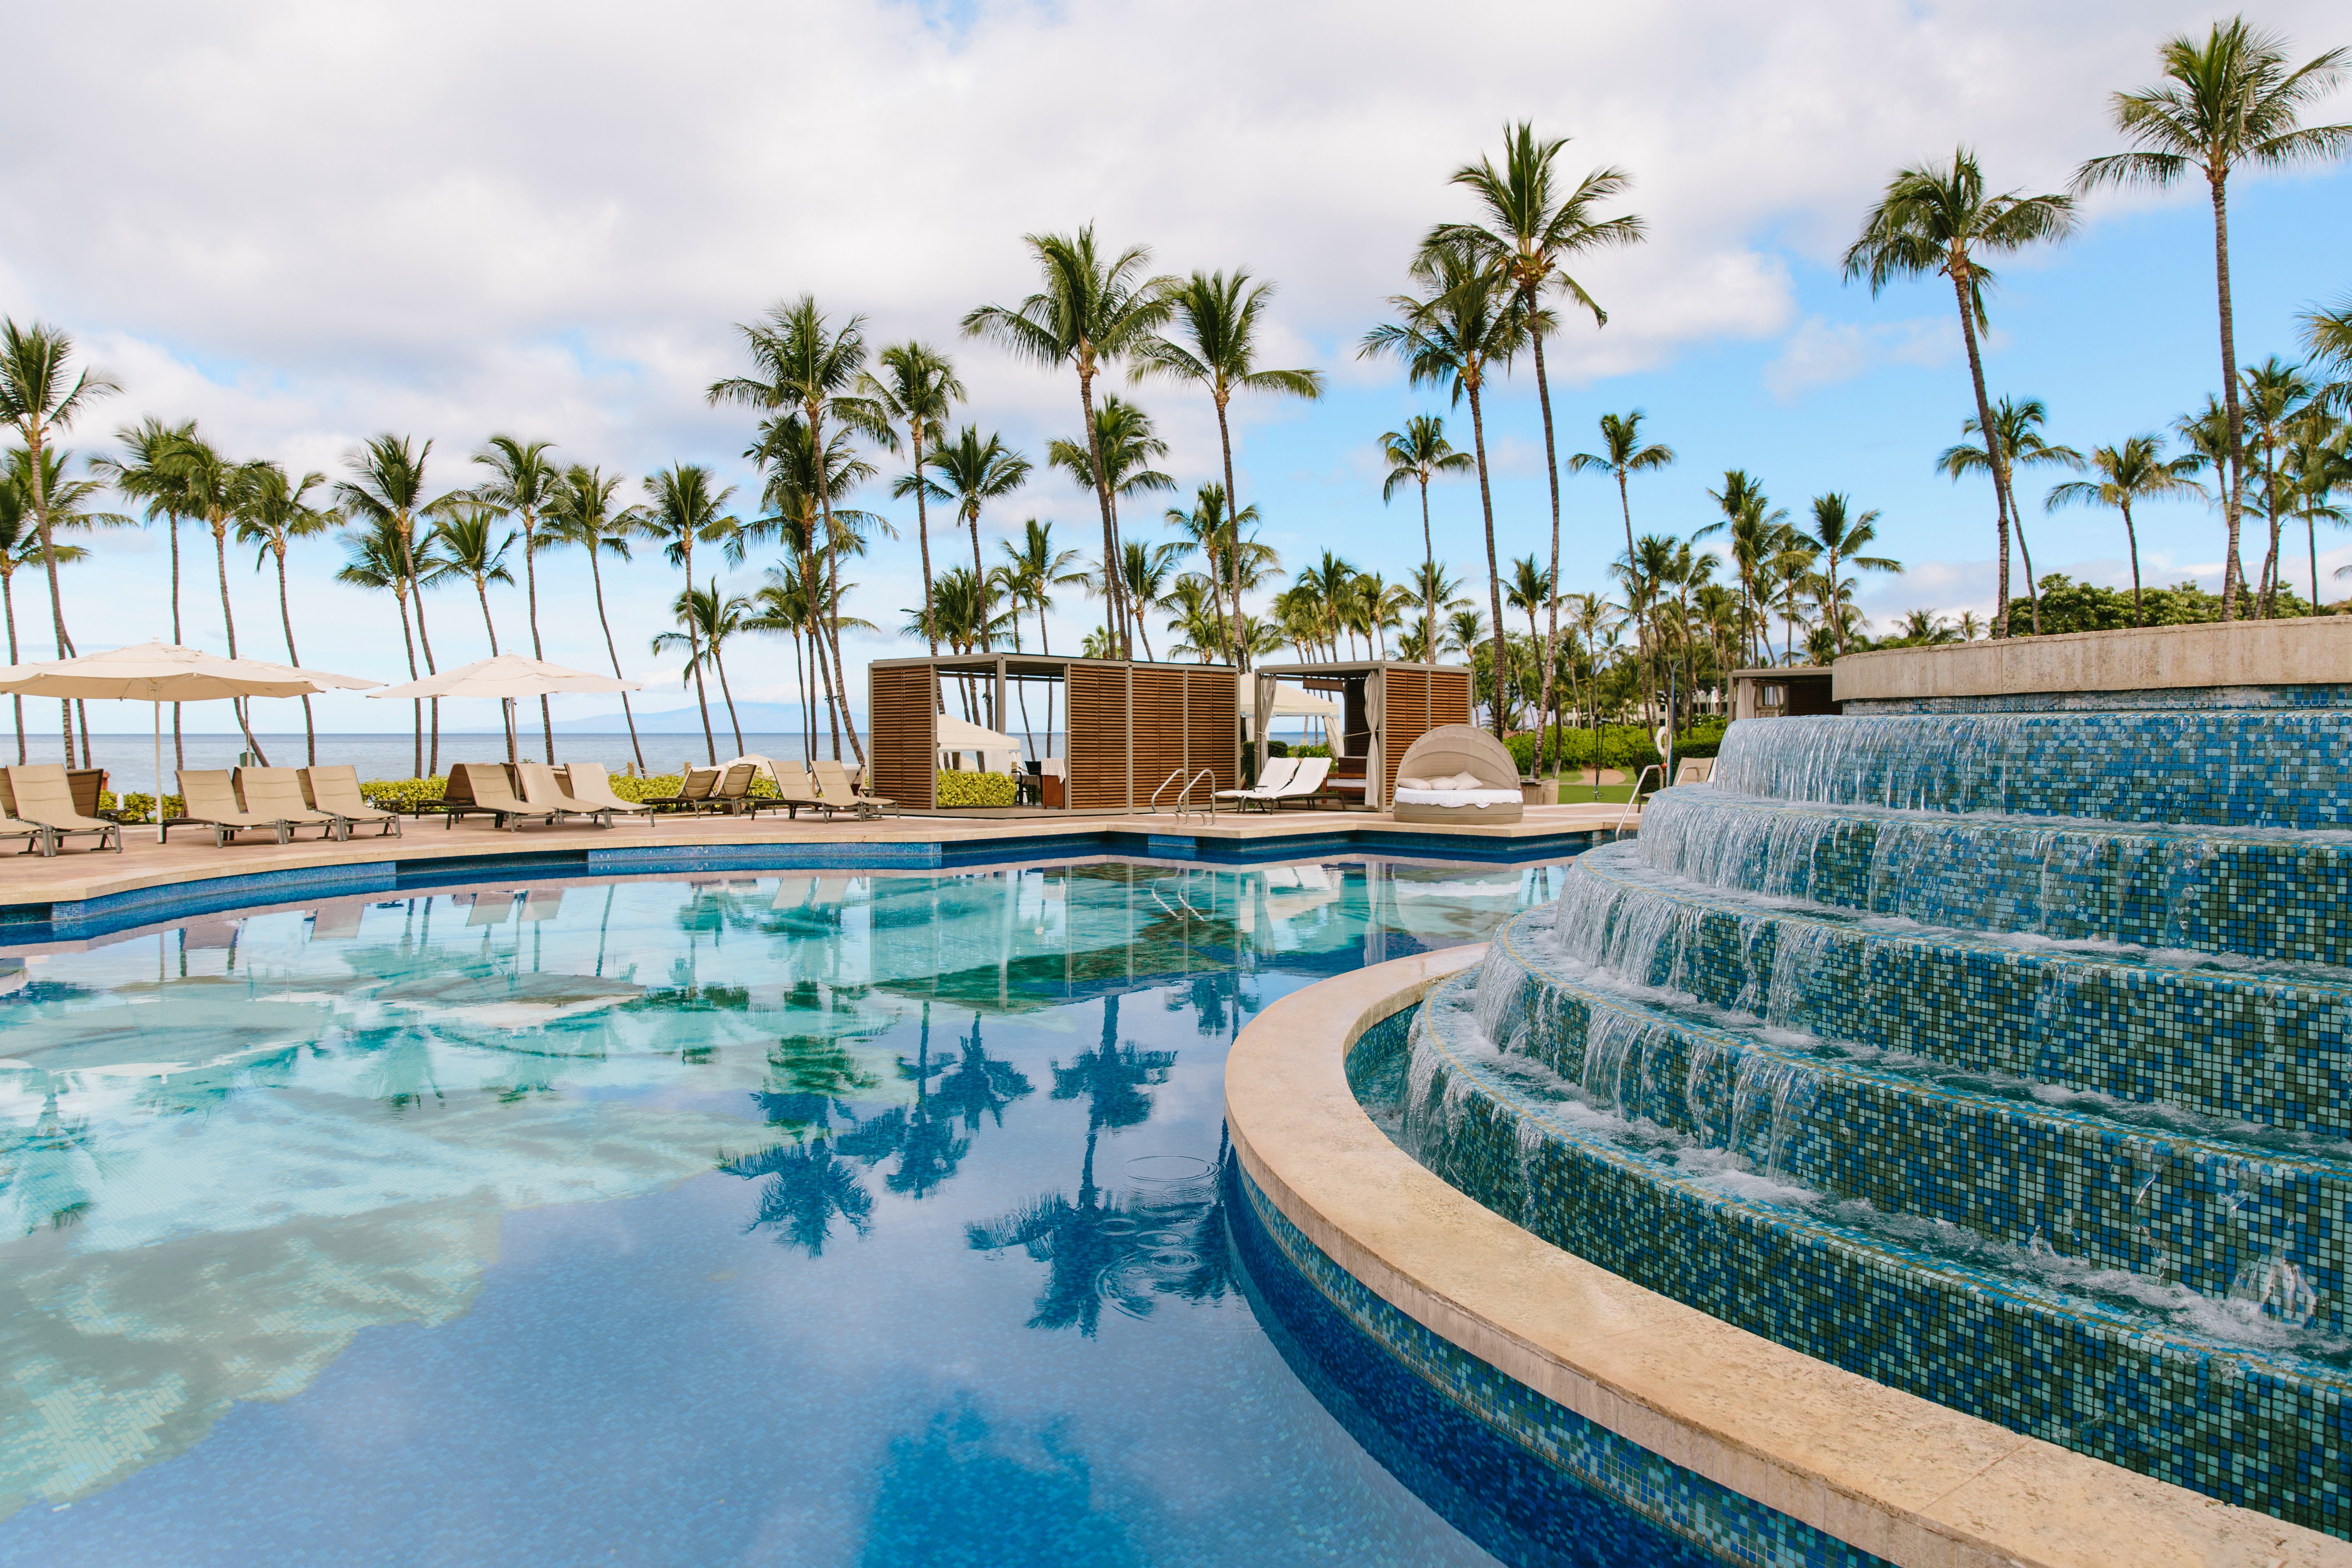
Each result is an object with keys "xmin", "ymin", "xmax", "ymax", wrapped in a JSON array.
[{"xmin": 724, "ymin": 1137, "xmax": 873, "ymax": 1256}]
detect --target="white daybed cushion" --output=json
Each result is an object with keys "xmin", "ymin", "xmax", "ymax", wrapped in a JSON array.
[{"xmin": 1392, "ymin": 787, "xmax": 1524, "ymax": 808}]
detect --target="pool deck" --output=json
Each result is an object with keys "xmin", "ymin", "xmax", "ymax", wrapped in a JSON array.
[{"xmin": 0, "ymin": 801, "xmax": 1628, "ymax": 931}]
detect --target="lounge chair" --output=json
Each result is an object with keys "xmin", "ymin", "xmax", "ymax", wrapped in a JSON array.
[
  {"xmin": 235, "ymin": 768, "xmax": 343, "ymax": 840},
  {"xmin": 768, "ymin": 761, "xmax": 831, "ymax": 820},
  {"xmin": 5, "ymin": 765, "xmax": 123, "ymax": 851},
  {"xmin": 167, "ymin": 770, "xmax": 296, "ymax": 846},
  {"xmin": 811, "ymin": 758, "xmax": 893, "ymax": 819},
  {"xmin": 639, "ymin": 766, "xmax": 721, "ymax": 813},
  {"xmin": 442, "ymin": 762, "xmax": 554, "ymax": 831},
  {"xmin": 557, "ymin": 763, "xmax": 652, "ymax": 819},
  {"xmin": 1219, "ymin": 756, "xmax": 1298, "ymax": 805},
  {"xmin": 300, "ymin": 765, "xmax": 402, "ymax": 838},
  {"xmin": 1388, "ymin": 726, "xmax": 1526, "ymax": 825},
  {"xmin": 515, "ymin": 761, "xmax": 615, "ymax": 826},
  {"xmin": 704, "ymin": 763, "xmax": 761, "ymax": 816},
  {"xmin": 1232, "ymin": 756, "xmax": 1331, "ymax": 812}
]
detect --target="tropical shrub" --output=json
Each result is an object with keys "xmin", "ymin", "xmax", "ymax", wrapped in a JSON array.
[
  {"xmin": 936, "ymin": 770, "xmax": 1016, "ymax": 807},
  {"xmin": 358, "ymin": 776, "xmax": 447, "ymax": 812}
]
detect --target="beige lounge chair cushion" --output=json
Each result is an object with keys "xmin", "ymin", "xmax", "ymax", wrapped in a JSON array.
[
  {"xmin": 176, "ymin": 770, "xmax": 283, "ymax": 829},
  {"xmin": 236, "ymin": 769, "xmax": 337, "ymax": 824},
  {"xmin": 8, "ymin": 765, "xmax": 117, "ymax": 831},
  {"xmin": 558, "ymin": 763, "xmax": 650, "ymax": 813},
  {"xmin": 300, "ymin": 765, "xmax": 397, "ymax": 819}
]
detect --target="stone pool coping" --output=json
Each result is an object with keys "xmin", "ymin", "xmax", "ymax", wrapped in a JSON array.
[{"xmin": 1222, "ymin": 945, "xmax": 2351, "ymax": 1568}]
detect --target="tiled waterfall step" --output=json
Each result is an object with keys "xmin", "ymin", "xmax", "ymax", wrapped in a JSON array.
[
  {"xmin": 1473, "ymin": 914, "xmax": 2352, "ymax": 1338},
  {"xmin": 1554, "ymin": 843, "xmax": 2352, "ymax": 1138},
  {"xmin": 1392, "ymin": 969, "xmax": 2352, "ymax": 1538},
  {"xmin": 1638, "ymin": 787, "xmax": 2352, "ymax": 965},
  {"xmin": 1711, "ymin": 710, "xmax": 2352, "ymax": 829}
]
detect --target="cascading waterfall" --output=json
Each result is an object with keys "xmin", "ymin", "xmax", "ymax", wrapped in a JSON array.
[{"xmin": 1366, "ymin": 681, "xmax": 2352, "ymax": 1536}]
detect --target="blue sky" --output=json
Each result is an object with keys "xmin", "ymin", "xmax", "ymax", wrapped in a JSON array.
[{"xmin": 1, "ymin": 1, "xmax": 2346, "ymax": 730}]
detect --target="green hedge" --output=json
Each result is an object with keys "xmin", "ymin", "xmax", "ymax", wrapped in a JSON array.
[
  {"xmin": 359, "ymin": 776, "xmax": 449, "ymax": 813},
  {"xmin": 1506, "ymin": 721, "xmax": 1730, "ymax": 776},
  {"xmin": 936, "ymin": 770, "xmax": 1016, "ymax": 807}
]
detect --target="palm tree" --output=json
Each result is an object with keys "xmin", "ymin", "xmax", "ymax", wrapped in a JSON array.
[
  {"xmin": 913, "ymin": 427, "xmax": 1030, "ymax": 653},
  {"xmin": 755, "ymin": 415, "xmax": 880, "ymax": 759},
  {"xmin": 430, "ymin": 508, "xmax": 517, "ymax": 656},
  {"xmin": 1845, "ymin": 150, "xmax": 2076, "ymax": 636},
  {"xmin": 859, "ymin": 343, "xmax": 963, "ymax": 653},
  {"xmin": 544, "ymin": 465, "xmax": 650, "ymax": 772},
  {"xmin": 91, "ymin": 418, "xmax": 196, "ymax": 765},
  {"xmin": 160, "ymin": 431, "xmax": 277, "ymax": 761},
  {"xmin": 1506, "ymin": 554, "xmax": 1553, "ymax": 728},
  {"xmin": 964, "ymin": 227, "xmax": 1176, "ymax": 656},
  {"xmin": 2240, "ymin": 357, "xmax": 2320, "ymax": 612},
  {"xmin": 337, "ymin": 435, "xmax": 444, "ymax": 776},
  {"xmin": 1804, "ymin": 495, "xmax": 1900, "ymax": 654},
  {"xmin": 2304, "ymin": 294, "xmax": 2352, "ymax": 408},
  {"xmin": 654, "ymin": 586, "xmax": 753, "ymax": 756},
  {"xmin": 1137, "ymin": 270, "xmax": 1323, "ymax": 662},
  {"xmin": 1360, "ymin": 241, "xmax": 1527, "ymax": 739},
  {"xmin": 1939, "ymin": 397, "xmax": 2081, "ymax": 632},
  {"xmin": 2280, "ymin": 411, "xmax": 2351, "ymax": 606},
  {"xmin": 1379, "ymin": 415, "xmax": 1475, "ymax": 648},
  {"xmin": 1115, "ymin": 539, "xmax": 1187, "ymax": 663},
  {"xmin": 471, "ymin": 436, "xmax": 562, "ymax": 758},
  {"xmin": 1051, "ymin": 395, "xmax": 1176, "ymax": 618},
  {"xmin": 233, "ymin": 463, "xmax": 333, "ymax": 761},
  {"xmin": 642, "ymin": 463, "xmax": 739, "ymax": 764},
  {"xmin": 0, "ymin": 322, "xmax": 117, "ymax": 763},
  {"xmin": 336, "ymin": 519, "xmax": 423, "ymax": 757},
  {"xmin": 2044, "ymin": 436, "xmax": 2205, "ymax": 624},
  {"xmin": 1434, "ymin": 124, "xmax": 1644, "ymax": 763},
  {"xmin": 2076, "ymin": 20, "xmax": 2349, "ymax": 618},
  {"xmin": 1000, "ymin": 519, "xmax": 1088, "ymax": 745},
  {"xmin": 0, "ymin": 454, "xmax": 99, "ymax": 762},
  {"xmin": 1711, "ymin": 470, "xmax": 1788, "ymax": 666},
  {"xmin": 709, "ymin": 296, "xmax": 884, "ymax": 763},
  {"xmin": 1567, "ymin": 411, "xmax": 1675, "ymax": 728}
]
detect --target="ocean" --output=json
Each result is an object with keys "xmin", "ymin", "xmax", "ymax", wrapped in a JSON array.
[{"xmin": 0, "ymin": 733, "xmax": 860, "ymax": 788}]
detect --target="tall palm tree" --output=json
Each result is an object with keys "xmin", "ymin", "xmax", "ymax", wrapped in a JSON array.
[
  {"xmin": 2304, "ymin": 294, "xmax": 2352, "ymax": 408},
  {"xmin": 1433, "ymin": 124, "xmax": 1644, "ymax": 762},
  {"xmin": 161, "ymin": 431, "xmax": 274, "ymax": 760},
  {"xmin": 1505, "ymin": 555, "xmax": 1554, "ymax": 735},
  {"xmin": 1805, "ymin": 494, "xmax": 1900, "ymax": 654},
  {"xmin": 0, "ymin": 452, "xmax": 103, "ymax": 762},
  {"xmin": 337, "ymin": 435, "xmax": 444, "ymax": 776},
  {"xmin": 913, "ymin": 427, "xmax": 1030, "ymax": 652},
  {"xmin": 0, "ymin": 321, "xmax": 117, "ymax": 762},
  {"xmin": 1160, "ymin": 483, "xmax": 1267, "ymax": 645},
  {"xmin": 755, "ymin": 415, "xmax": 881, "ymax": 759},
  {"xmin": 544, "ymin": 465, "xmax": 650, "ymax": 771},
  {"xmin": 964, "ymin": 227, "xmax": 1177, "ymax": 656},
  {"xmin": 1568, "ymin": 411, "xmax": 1675, "ymax": 724},
  {"xmin": 91, "ymin": 418, "xmax": 196, "ymax": 765},
  {"xmin": 2278, "ymin": 411, "xmax": 2350, "ymax": 608},
  {"xmin": 859, "ymin": 343, "xmax": 963, "ymax": 653},
  {"xmin": 1137, "ymin": 270, "xmax": 1323, "ymax": 662},
  {"xmin": 1379, "ymin": 415, "xmax": 1474, "ymax": 648},
  {"xmin": 1114, "ymin": 539, "xmax": 1187, "ymax": 663},
  {"xmin": 709, "ymin": 296, "xmax": 884, "ymax": 763},
  {"xmin": 471, "ymin": 436, "xmax": 562, "ymax": 758},
  {"xmin": 1710, "ymin": 469, "xmax": 1786, "ymax": 665},
  {"xmin": 1939, "ymin": 397, "xmax": 2081, "ymax": 632},
  {"xmin": 233, "ymin": 463, "xmax": 333, "ymax": 761},
  {"xmin": 336, "ymin": 519, "xmax": 422, "ymax": 754},
  {"xmin": 1360, "ymin": 241, "xmax": 1527, "ymax": 739},
  {"xmin": 642, "ymin": 463, "xmax": 739, "ymax": 764},
  {"xmin": 2044, "ymin": 436, "xmax": 2205, "ymax": 624},
  {"xmin": 2076, "ymin": 20, "xmax": 2348, "ymax": 619},
  {"xmin": 1845, "ymin": 150, "xmax": 2076, "ymax": 636},
  {"xmin": 2240, "ymin": 357, "xmax": 2319, "ymax": 612},
  {"xmin": 1000, "ymin": 519, "xmax": 1088, "ymax": 744},
  {"xmin": 1047, "ymin": 393, "xmax": 1174, "ymax": 614},
  {"xmin": 654, "ymin": 586, "xmax": 753, "ymax": 756},
  {"xmin": 430, "ymin": 508, "xmax": 517, "ymax": 656}
]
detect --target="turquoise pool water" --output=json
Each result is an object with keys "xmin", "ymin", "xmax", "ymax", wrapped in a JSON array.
[{"xmin": 0, "ymin": 857, "xmax": 1624, "ymax": 1567}]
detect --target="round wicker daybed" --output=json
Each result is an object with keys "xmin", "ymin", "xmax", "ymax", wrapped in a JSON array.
[{"xmin": 1389, "ymin": 724, "xmax": 1524, "ymax": 825}]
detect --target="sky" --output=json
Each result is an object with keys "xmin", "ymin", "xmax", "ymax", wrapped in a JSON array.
[{"xmin": 2, "ymin": 0, "xmax": 2348, "ymax": 732}]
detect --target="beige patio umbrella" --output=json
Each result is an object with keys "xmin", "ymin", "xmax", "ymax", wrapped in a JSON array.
[
  {"xmin": 0, "ymin": 641, "xmax": 382, "ymax": 840},
  {"xmin": 366, "ymin": 654, "xmax": 641, "ymax": 767}
]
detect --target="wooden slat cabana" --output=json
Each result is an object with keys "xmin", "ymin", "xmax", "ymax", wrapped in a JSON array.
[
  {"xmin": 869, "ymin": 654, "xmax": 1239, "ymax": 812},
  {"xmin": 1251, "ymin": 661, "xmax": 1474, "ymax": 811}
]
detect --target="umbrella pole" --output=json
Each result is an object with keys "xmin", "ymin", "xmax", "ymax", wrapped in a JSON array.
[{"xmin": 153, "ymin": 698, "xmax": 164, "ymax": 843}]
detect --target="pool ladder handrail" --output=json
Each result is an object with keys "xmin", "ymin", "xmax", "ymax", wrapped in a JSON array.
[
  {"xmin": 1148, "ymin": 768, "xmax": 1218, "ymax": 824},
  {"xmin": 1614, "ymin": 765, "xmax": 1662, "ymax": 834}
]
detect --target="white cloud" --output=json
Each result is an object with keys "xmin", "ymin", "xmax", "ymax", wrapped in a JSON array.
[{"xmin": 1764, "ymin": 315, "xmax": 1953, "ymax": 400}]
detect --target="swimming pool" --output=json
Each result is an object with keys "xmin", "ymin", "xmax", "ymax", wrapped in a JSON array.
[{"xmin": 0, "ymin": 854, "xmax": 1678, "ymax": 1568}]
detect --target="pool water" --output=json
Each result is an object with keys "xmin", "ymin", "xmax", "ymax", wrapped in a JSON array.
[{"xmin": 0, "ymin": 856, "xmax": 1630, "ymax": 1568}]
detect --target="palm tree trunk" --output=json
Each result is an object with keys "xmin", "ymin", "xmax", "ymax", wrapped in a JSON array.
[
  {"xmin": 1528, "ymin": 326, "xmax": 1563, "ymax": 777},
  {"xmin": 24, "ymin": 426, "xmax": 73, "ymax": 764},
  {"xmin": 1214, "ymin": 392, "xmax": 1247, "ymax": 668},
  {"xmin": 2210, "ymin": 171, "xmax": 2246, "ymax": 621},
  {"xmin": 2261, "ymin": 444, "xmax": 2284, "ymax": 617},
  {"xmin": 213, "ymin": 520, "xmax": 269, "ymax": 764},
  {"xmin": 2, "ymin": 568, "xmax": 19, "ymax": 765},
  {"xmin": 810, "ymin": 431, "xmax": 865, "ymax": 765},
  {"xmin": 522, "ymin": 516, "xmax": 553, "ymax": 760},
  {"xmin": 970, "ymin": 514, "xmax": 987, "ymax": 652},
  {"xmin": 801, "ymin": 551, "xmax": 845, "ymax": 759},
  {"xmin": 394, "ymin": 516, "xmax": 423, "ymax": 774},
  {"xmin": 274, "ymin": 545, "xmax": 316, "ymax": 764},
  {"xmin": 411, "ymin": 575, "xmax": 440, "ymax": 777},
  {"xmin": 1466, "ymin": 380, "xmax": 1508, "ymax": 742},
  {"xmin": 392, "ymin": 584, "xmax": 420, "ymax": 776},
  {"xmin": 913, "ymin": 423, "xmax": 938, "ymax": 655},
  {"xmin": 1077, "ymin": 368, "xmax": 1126, "ymax": 656},
  {"xmin": 2122, "ymin": 500, "xmax": 2143, "ymax": 627},
  {"xmin": 1416, "ymin": 476, "xmax": 1437, "ymax": 659},
  {"xmin": 168, "ymin": 514, "xmax": 183, "ymax": 768},
  {"xmin": 475, "ymin": 578, "xmax": 499, "ymax": 656},
  {"xmin": 714, "ymin": 638, "xmax": 745, "ymax": 755},
  {"xmin": 1948, "ymin": 265, "xmax": 2013, "ymax": 638},
  {"xmin": 2310, "ymin": 506, "xmax": 2323, "ymax": 611},
  {"xmin": 584, "ymin": 545, "xmax": 643, "ymax": 771}
]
